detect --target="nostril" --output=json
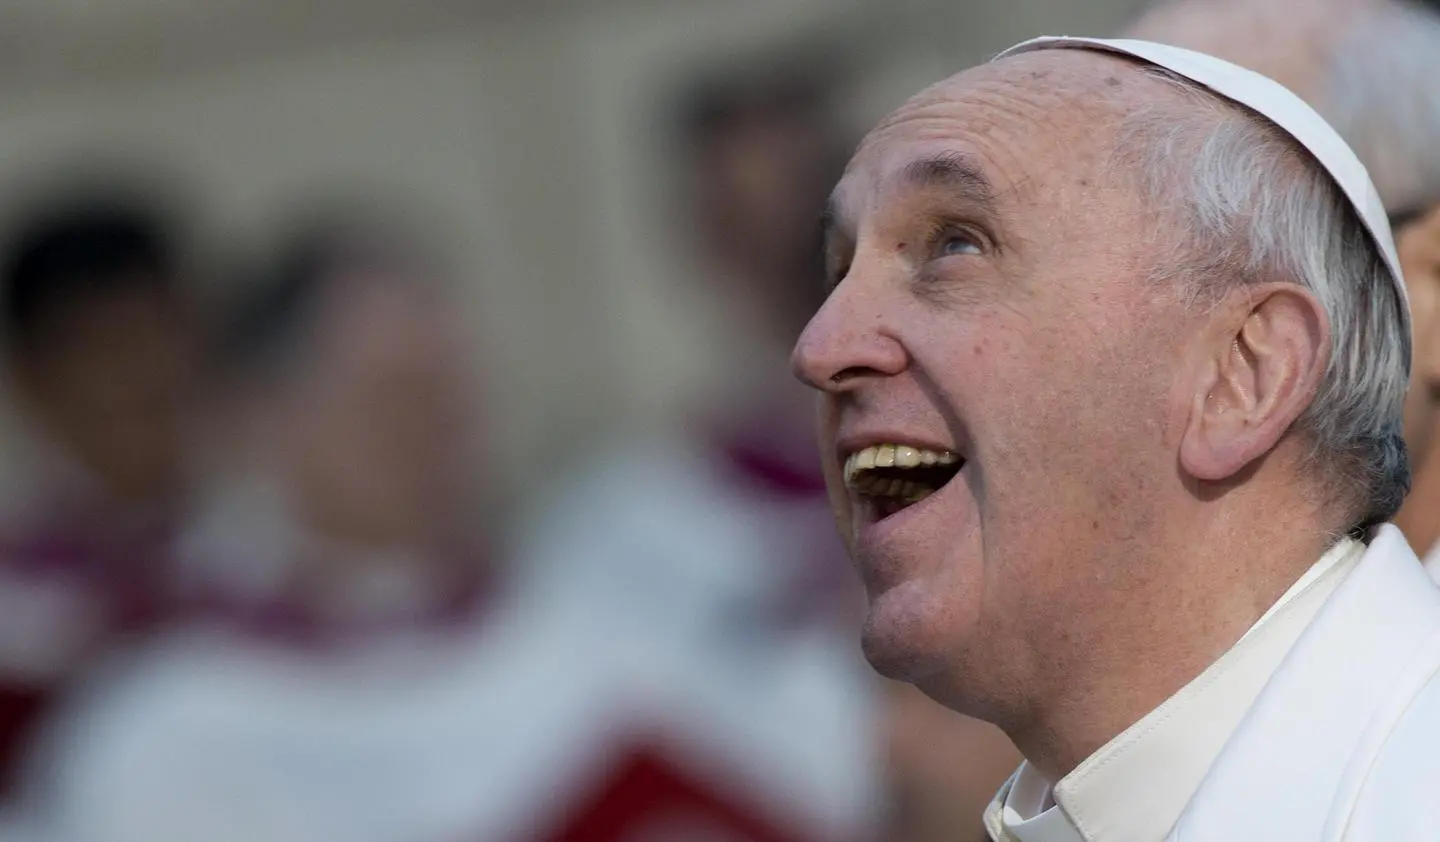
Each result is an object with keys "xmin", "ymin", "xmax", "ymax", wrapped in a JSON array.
[{"xmin": 830, "ymin": 366, "xmax": 874, "ymax": 386}]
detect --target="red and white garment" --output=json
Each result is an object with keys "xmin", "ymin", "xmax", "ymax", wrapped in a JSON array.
[
  {"xmin": 0, "ymin": 432, "xmax": 176, "ymax": 801},
  {"xmin": 22, "ymin": 461, "xmax": 879, "ymax": 842},
  {"xmin": 512, "ymin": 425, "xmax": 882, "ymax": 841},
  {"xmin": 24, "ymin": 571, "xmax": 870, "ymax": 842}
]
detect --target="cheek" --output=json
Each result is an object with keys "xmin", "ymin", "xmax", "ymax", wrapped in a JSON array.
[{"xmin": 966, "ymin": 321, "xmax": 1173, "ymax": 542}]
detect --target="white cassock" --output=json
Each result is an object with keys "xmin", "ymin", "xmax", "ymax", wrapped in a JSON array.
[{"xmin": 986, "ymin": 527, "xmax": 1440, "ymax": 842}]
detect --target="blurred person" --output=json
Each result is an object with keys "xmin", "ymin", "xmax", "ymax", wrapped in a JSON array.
[
  {"xmin": 682, "ymin": 57, "xmax": 847, "ymax": 359},
  {"xmin": 514, "ymin": 57, "xmax": 892, "ymax": 842},
  {"xmin": 795, "ymin": 34, "xmax": 1427, "ymax": 841},
  {"xmin": 24, "ymin": 219, "xmax": 848, "ymax": 842},
  {"xmin": 0, "ymin": 197, "xmax": 196, "ymax": 797},
  {"xmin": 16, "ymin": 223, "xmax": 487, "ymax": 841},
  {"xmin": 175, "ymin": 225, "xmax": 482, "ymax": 622},
  {"xmin": 1127, "ymin": 0, "xmax": 1440, "ymax": 569}
]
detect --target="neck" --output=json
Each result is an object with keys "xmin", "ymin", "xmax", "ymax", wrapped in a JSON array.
[{"xmin": 1003, "ymin": 502, "xmax": 1339, "ymax": 783}]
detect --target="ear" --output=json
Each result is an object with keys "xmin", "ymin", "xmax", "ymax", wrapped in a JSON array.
[{"xmin": 1179, "ymin": 284, "xmax": 1329, "ymax": 482}]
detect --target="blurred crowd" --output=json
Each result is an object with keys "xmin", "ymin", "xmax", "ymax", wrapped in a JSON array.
[
  {"xmin": 0, "ymin": 37, "xmax": 1021, "ymax": 842},
  {"xmin": 0, "ymin": 0, "xmax": 1435, "ymax": 841}
]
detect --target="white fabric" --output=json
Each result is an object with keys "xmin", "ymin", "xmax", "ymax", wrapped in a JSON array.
[
  {"xmin": 24, "ymin": 585, "xmax": 873, "ymax": 842},
  {"xmin": 1420, "ymin": 540, "xmax": 1440, "ymax": 584},
  {"xmin": 983, "ymin": 527, "xmax": 1440, "ymax": 841},
  {"xmin": 514, "ymin": 435, "xmax": 879, "ymax": 835},
  {"xmin": 516, "ymin": 435, "xmax": 849, "ymax": 644},
  {"xmin": 994, "ymin": 36, "xmax": 1410, "ymax": 338},
  {"xmin": 22, "ymin": 436, "xmax": 880, "ymax": 842},
  {"xmin": 31, "ymin": 597, "xmax": 646, "ymax": 842},
  {"xmin": 986, "ymin": 539, "xmax": 1363, "ymax": 842},
  {"xmin": 1164, "ymin": 525, "xmax": 1440, "ymax": 841},
  {"xmin": 1240, "ymin": 536, "xmax": 1360, "ymax": 644},
  {"xmin": 173, "ymin": 475, "xmax": 461, "ymax": 627},
  {"xmin": 1000, "ymin": 763, "xmax": 1080, "ymax": 842}
]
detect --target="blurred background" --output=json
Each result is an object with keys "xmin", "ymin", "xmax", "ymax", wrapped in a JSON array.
[{"xmin": 0, "ymin": 1, "xmax": 1150, "ymax": 841}]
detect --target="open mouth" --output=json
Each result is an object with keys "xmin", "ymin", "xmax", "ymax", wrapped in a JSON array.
[{"xmin": 842, "ymin": 444, "xmax": 963, "ymax": 519}]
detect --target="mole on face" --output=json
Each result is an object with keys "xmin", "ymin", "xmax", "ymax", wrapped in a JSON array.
[{"xmin": 1106, "ymin": 75, "xmax": 1122, "ymax": 88}]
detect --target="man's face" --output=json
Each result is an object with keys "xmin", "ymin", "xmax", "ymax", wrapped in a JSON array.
[
  {"xmin": 697, "ymin": 110, "xmax": 833, "ymax": 267},
  {"xmin": 22, "ymin": 282, "xmax": 195, "ymax": 503},
  {"xmin": 792, "ymin": 52, "xmax": 1194, "ymax": 706},
  {"xmin": 277, "ymin": 274, "xmax": 472, "ymax": 546},
  {"xmin": 694, "ymin": 108, "xmax": 840, "ymax": 335}
]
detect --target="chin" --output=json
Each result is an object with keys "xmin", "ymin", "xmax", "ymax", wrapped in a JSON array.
[{"xmin": 858, "ymin": 581, "xmax": 956, "ymax": 684}]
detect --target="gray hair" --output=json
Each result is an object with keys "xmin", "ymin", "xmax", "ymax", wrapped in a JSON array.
[{"xmin": 1116, "ymin": 67, "xmax": 1411, "ymax": 529}]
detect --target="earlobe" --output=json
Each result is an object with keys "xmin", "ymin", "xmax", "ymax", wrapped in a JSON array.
[
  {"xmin": 1179, "ymin": 358, "xmax": 1229, "ymax": 482},
  {"xmin": 1179, "ymin": 285, "xmax": 1328, "ymax": 484}
]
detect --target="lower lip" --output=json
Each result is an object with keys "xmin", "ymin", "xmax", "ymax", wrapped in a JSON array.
[{"xmin": 852, "ymin": 466, "xmax": 966, "ymax": 550}]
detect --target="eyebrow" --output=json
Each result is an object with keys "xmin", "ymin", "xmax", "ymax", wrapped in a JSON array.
[
  {"xmin": 899, "ymin": 152, "xmax": 1000, "ymax": 214},
  {"xmin": 820, "ymin": 151, "xmax": 1002, "ymax": 241}
]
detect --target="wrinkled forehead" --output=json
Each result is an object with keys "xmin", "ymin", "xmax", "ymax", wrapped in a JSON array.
[{"xmin": 830, "ymin": 50, "xmax": 1159, "ymax": 225}]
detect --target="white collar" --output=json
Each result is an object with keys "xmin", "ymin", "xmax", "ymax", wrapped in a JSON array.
[{"xmin": 987, "ymin": 538, "xmax": 1363, "ymax": 842}]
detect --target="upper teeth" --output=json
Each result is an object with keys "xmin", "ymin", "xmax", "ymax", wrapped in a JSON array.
[{"xmin": 843, "ymin": 444, "xmax": 958, "ymax": 486}]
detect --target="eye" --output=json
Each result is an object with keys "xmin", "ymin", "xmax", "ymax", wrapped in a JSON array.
[
  {"xmin": 940, "ymin": 233, "xmax": 982, "ymax": 257},
  {"xmin": 924, "ymin": 219, "xmax": 988, "ymax": 259}
]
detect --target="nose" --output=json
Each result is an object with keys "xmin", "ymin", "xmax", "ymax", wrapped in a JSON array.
[{"xmin": 791, "ymin": 281, "xmax": 907, "ymax": 393}]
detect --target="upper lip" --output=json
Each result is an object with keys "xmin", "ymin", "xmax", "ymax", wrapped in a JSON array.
[{"xmin": 834, "ymin": 431, "xmax": 962, "ymax": 466}]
